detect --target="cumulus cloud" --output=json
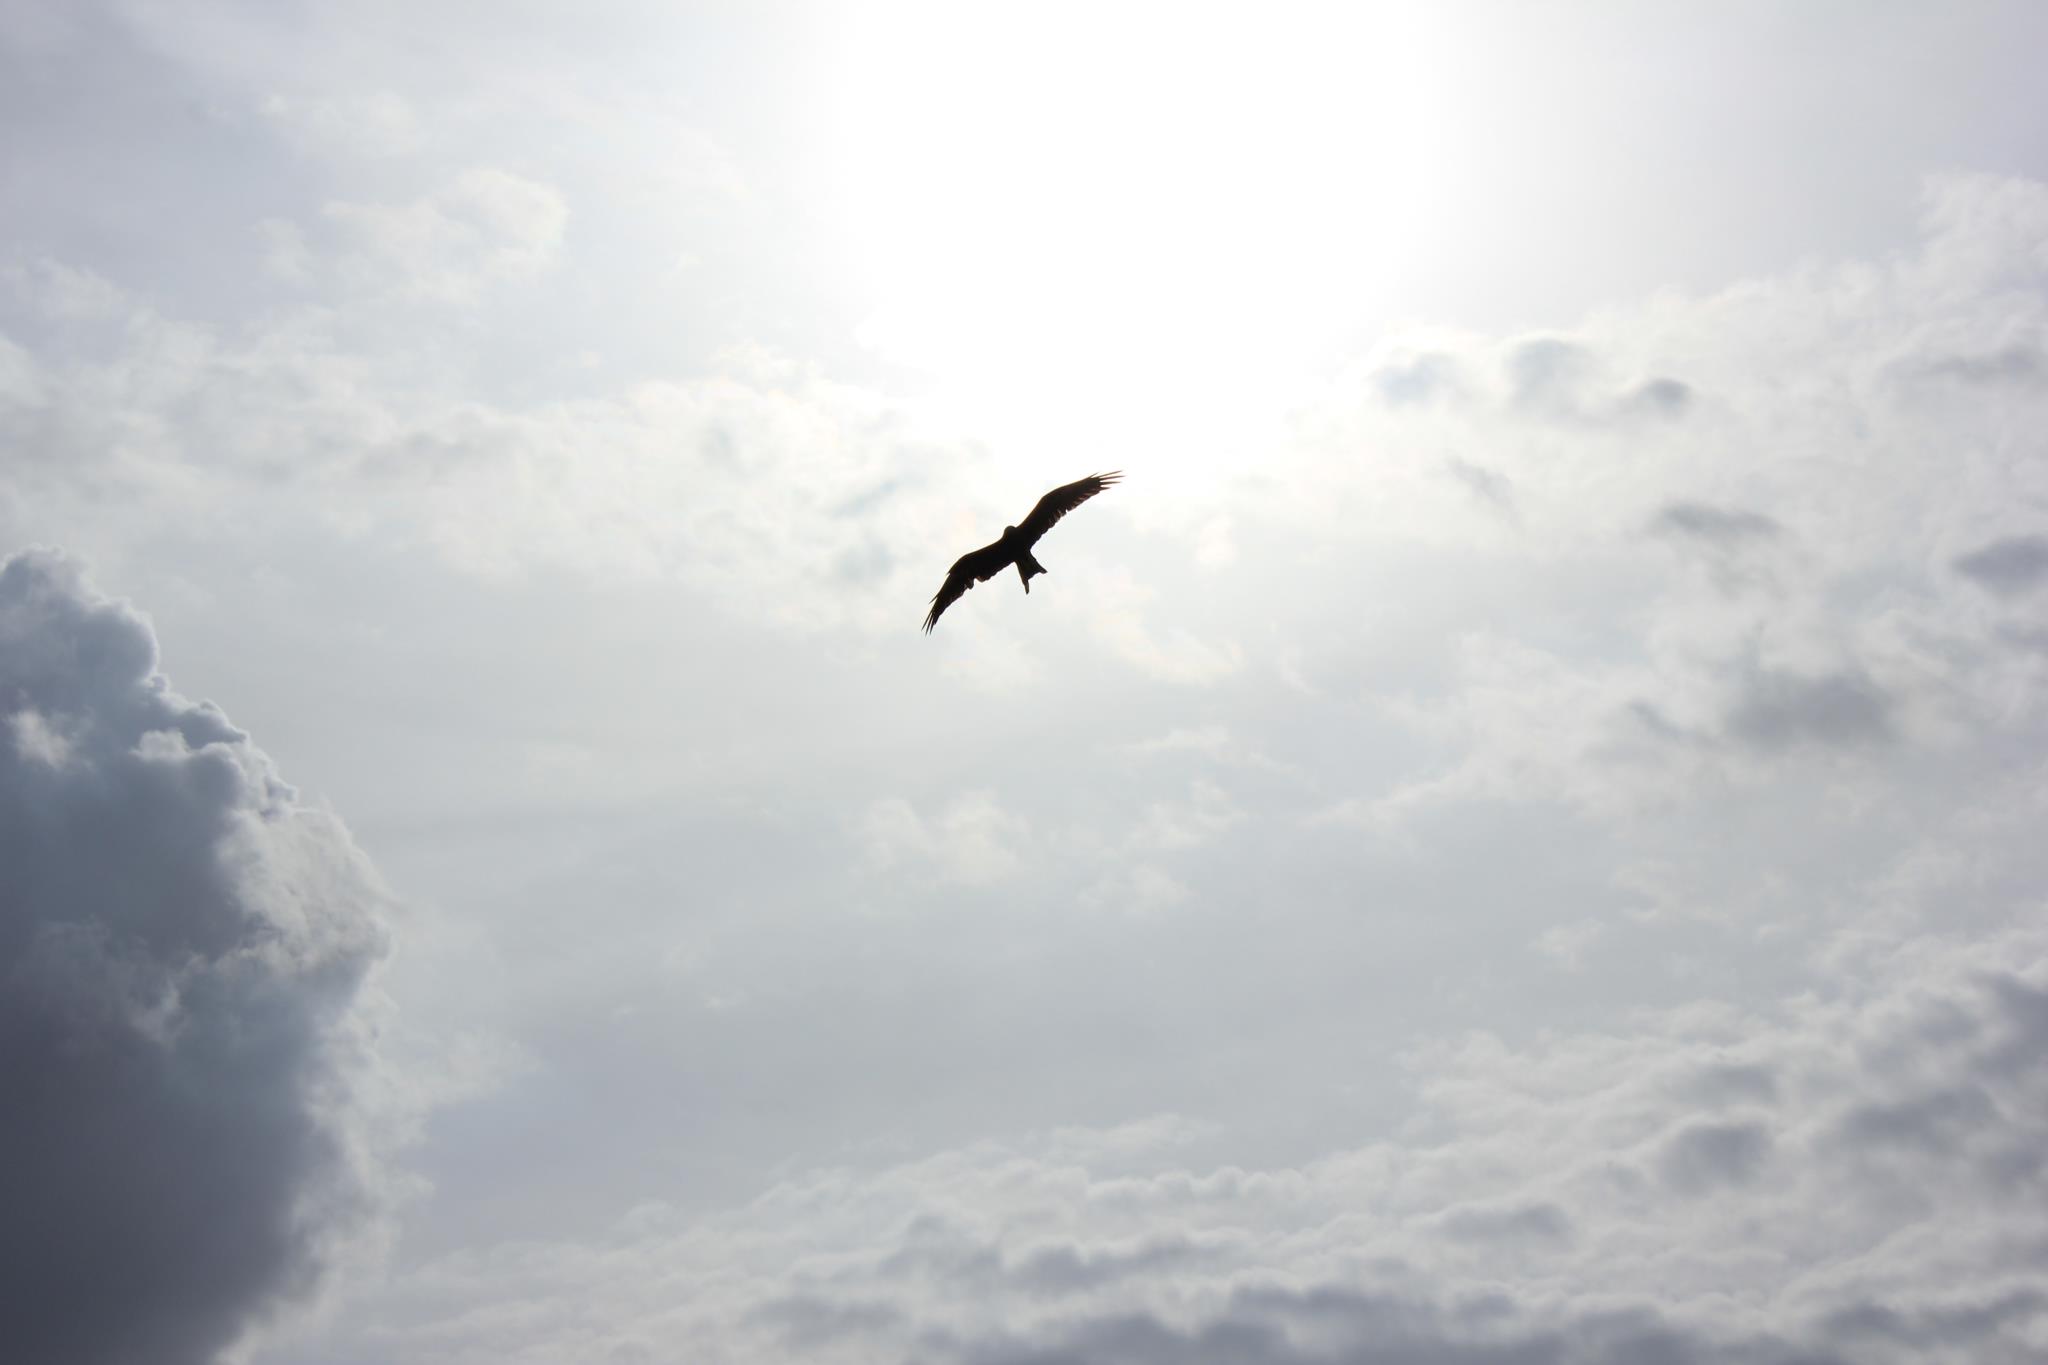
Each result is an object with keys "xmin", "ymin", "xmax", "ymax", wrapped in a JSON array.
[{"xmin": 0, "ymin": 551, "xmax": 388, "ymax": 1365}]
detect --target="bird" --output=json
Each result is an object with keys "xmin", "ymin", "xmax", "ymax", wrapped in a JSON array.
[{"xmin": 923, "ymin": 472, "xmax": 1123, "ymax": 633}]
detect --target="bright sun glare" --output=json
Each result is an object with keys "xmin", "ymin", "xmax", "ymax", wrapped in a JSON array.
[{"xmin": 828, "ymin": 2, "xmax": 1447, "ymax": 486}]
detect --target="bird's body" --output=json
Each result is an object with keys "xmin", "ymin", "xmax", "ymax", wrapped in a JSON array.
[{"xmin": 923, "ymin": 472, "xmax": 1121, "ymax": 632}]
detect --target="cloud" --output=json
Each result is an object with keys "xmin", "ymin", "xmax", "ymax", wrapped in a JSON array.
[
  {"xmin": 9, "ymin": 39, "xmax": 2048, "ymax": 1353},
  {"xmin": 1095, "ymin": 619, "xmax": 1243, "ymax": 686},
  {"xmin": 1622, "ymin": 375, "xmax": 1695, "ymax": 417},
  {"xmin": 1369, "ymin": 350, "xmax": 1468, "ymax": 407},
  {"xmin": 0, "ymin": 256, "xmax": 986, "ymax": 635},
  {"xmin": 1493, "ymin": 337, "xmax": 1693, "ymax": 426},
  {"xmin": 1823, "ymin": 1290, "xmax": 2048, "ymax": 1357},
  {"xmin": 1724, "ymin": 668, "xmax": 1894, "ymax": 753},
  {"xmin": 1121, "ymin": 725, "xmax": 1295, "ymax": 780},
  {"xmin": 1531, "ymin": 918, "xmax": 1606, "ymax": 970},
  {"xmin": 1899, "ymin": 344, "xmax": 2045, "ymax": 388},
  {"xmin": 1953, "ymin": 534, "xmax": 2048, "ymax": 597},
  {"xmin": 0, "ymin": 551, "xmax": 388, "ymax": 1365},
  {"xmin": 1833, "ymin": 1085, "xmax": 1998, "ymax": 1158},
  {"xmin": 1683, "ymin": 1063, "xmax": 1779, "ymax": 1108},
  {"xmin": 1658, "ymin": 1119, "xmax": 1773, "ymax": 1194},
  {"xmin": 1083, "ymin": 569, "xmax": 1243, "ymax": 686},
  {"xmin": 259, "ymin": 89, "xmax": 423, "ymax": 160},
  {"xmin": 1429, "ymin": 1199, "xmax": 1575, "ymax": 1247},
  {"xmin": 1129, "ymin": 780, "xmax": 1240, "ymax": 853},
  {"xmin": 1079, "ymin": 863, "xmax": 1190, "ymax": 916},
  {"xmin": 322, "ymin": 168, "xmax": 568, "ymax": 301},
  {"xmin": 301, "ymin": 900, "xmax": 2048, "ymax": 1363},
  {"xmin": 1651, "ymin": 502, "xmax": 1783, "ymax": 547},
  {"xmin": 1648, "ymin": 503, "xmax": 1786, "ymax": 594},
  {"xmin": 1444, "ymin": 457, "xmax": 1515, "ymax": 514},
  {"xmin": 1505, "ymin": 336, "xmax": 1595, "ymax": 414},
  {"xmin": 0, "ymin": 331, "xmax": 43, "ymax": 406},
  {"xmin": 860, "ymin": 791, "xmax": 1029, "ymax": 887}
]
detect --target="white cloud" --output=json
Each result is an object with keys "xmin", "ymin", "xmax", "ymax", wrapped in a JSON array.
[
  {"xmin": 322, "ymin": 169, "xmax": 568, "ymax": 302},
  {"xmin": 1086, "ymin": 567, "xmax": 1244, "ymax": 686},
  {"xmin": 1531, "ymin": 918, "xmax": 1606, "ymax": 970},
  {"xmin": 1080, "ymin": 863, "xmax": 1190, "ymax": 917},
  {"xmin": 860, "ymin": 791, "xmax": 1029, "ymax": 888},
  {"xmin": 260, "ymin": 89, "xmax": 424, "ymax": 159},
  {"xmin": 1129, "ymin": 779, "xmax": 1241, "ymax": 853},
  {"xmin": 0, "ymin": 330, "xmax": 44, "ymax": 406}
]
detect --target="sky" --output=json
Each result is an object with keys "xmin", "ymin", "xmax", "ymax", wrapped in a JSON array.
[{"xmin": 5, "ymin": 2, "xmax": 2048, "ymax": 1362}]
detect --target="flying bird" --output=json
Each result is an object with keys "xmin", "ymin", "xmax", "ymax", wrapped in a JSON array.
[{"xmin": 923, "ymin": 472, "xmax": 1122, "ymax": 633}]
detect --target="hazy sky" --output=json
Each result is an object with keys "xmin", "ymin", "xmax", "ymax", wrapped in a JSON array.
[{"xmin": 6, "ymin": 3, "xmax": 2048, "ymax": 1363}]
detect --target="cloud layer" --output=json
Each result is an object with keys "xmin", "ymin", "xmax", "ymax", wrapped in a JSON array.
[
  {"xmin": 235, "ymin": 173, "xmax": 2048, "ymax": 1365},
  {"xmin": 319, "ymin": 891, "xmax": 2048, "ymax": 1364},
  {"xmin": 7, "ymin": 9, "xmax": 2048, "ymax": 1363}
]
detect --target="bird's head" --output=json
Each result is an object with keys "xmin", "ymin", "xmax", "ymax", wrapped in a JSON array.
[{"xmin": 1002, "ymin": 525, "xmax": 1018, "ymax": 537}]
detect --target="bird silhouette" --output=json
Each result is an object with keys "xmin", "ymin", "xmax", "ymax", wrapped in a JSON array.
[{"xmin": 923, "ymin": 472, "xmax": 1122, "ymax": 633}]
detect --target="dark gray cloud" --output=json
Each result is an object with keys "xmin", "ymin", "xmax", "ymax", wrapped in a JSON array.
[
  {"xmin": 1622, "ymin": 377, "xmax": 1694, "ymax": 417},
  {"xmin": 0, "ymin": 550, "xmax": 386, "ymax": 1365},
  {"xmin": 876, "ymin": 1225, "xmax": 1214, "ymax": 1298},
  {"xmin": 1724, "ymin": 669, "xmax": 1893, "ymax": 752},
  {"xmin": 1821, "ymin": 1289, "xmax": 2048, "ymax": 1355},
  {"xmin": 1433, "ymin": 1200, "xmax": 1574, "ymax": 1246},
  {"xmin": 1651, "ymin": 503, "xmax": 1783, "ymax": 547},
  {"xmin": 1682, "ymin": 1062, "xmax": 1779, "ymax": 1107},
  {"xmin": 1658, "ymin": 1119, "xmax": 1773, "ymax": 1194},
  {"xmin": 1010, "ymin": 1237, "xmax": 1212, "ymax": 1295},
  {"xmin": 1901, "ymin": 345, "xmax": 2045, "ymax": 388},
  {"xmin": 1834, "ymin": 1085, "xmax": 1997, "ymax": 1158},
  {"xmin": 751, "ymin": 1295, "xmax": 902, "ymax": 1351},
  {"xmin": 956, "ymin": 1286, "xmax": 1840, "ymax": 1365},
  {"xmin": 1982, "ymin": 973, "xmax": 2048, "ymax": 1080},
  {"xmin": 1953, "ymin": 534, "xmax": 2048, "ymax": 597}
]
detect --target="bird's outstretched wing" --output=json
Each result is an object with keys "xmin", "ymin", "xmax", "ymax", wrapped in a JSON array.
[
  {"xmin": 1017, "ymin": 471, "xmax": 1121, "ymax": 547},
  {"xmin": 923, "ymin": 541, "xmax": 1012, "ymax": 633}
]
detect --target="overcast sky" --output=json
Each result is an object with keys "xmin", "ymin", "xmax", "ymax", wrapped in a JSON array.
[{"xmin": 6, "ymin": 3, "xmax": 2048, "ymax": 1362}]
